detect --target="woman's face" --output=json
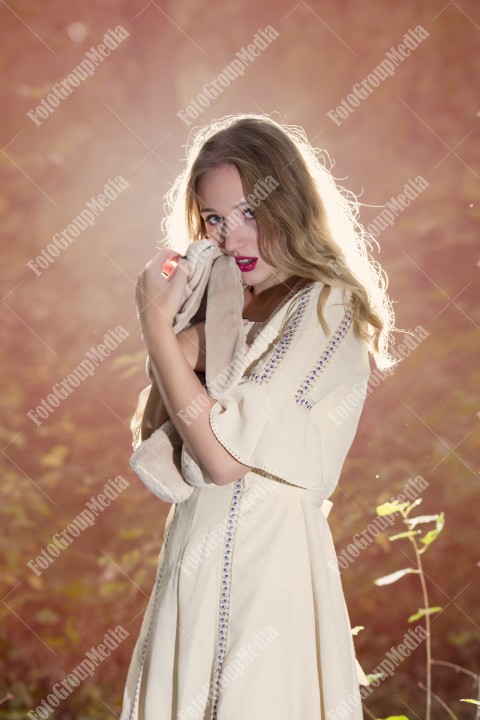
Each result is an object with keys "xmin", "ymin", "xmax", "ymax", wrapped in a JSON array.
[{"xmin": 196, "ymin": 163, "xmax": 290, "ymax": 295}]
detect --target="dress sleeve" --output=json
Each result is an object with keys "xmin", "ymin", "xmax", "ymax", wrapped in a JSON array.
[{"xmin": 208, "ymin": 282, "xmax": 371, "ymax": 495}]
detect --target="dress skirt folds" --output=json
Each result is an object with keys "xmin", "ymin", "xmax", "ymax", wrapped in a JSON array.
[
  {"xmin": 120, "ymin": 280, "xmax": 371, "ymax": 719},
  {"xmin": 120, "ymin": 474, "xmax": 366, "ymax": 720}
]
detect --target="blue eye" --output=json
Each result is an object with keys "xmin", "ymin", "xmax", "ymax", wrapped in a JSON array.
[{"xmin": 205, "ymin": 214, "xmax": 223, "ymax": 226}]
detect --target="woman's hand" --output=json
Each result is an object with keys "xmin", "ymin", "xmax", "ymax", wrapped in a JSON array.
[{"xmin": 136, "ymin": 249, "xmax": 189, "ymax": 337}]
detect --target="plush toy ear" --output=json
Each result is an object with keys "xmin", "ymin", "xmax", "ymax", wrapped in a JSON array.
[
  {"xmin": 204, "ymin": 254, "xmax": 246, "ymax": 397},
  {"xmin": 171, "ymin": 239, "xmax": 221, "ymax": 333}
]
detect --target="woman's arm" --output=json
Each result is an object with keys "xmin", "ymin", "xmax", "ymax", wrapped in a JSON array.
[{"xmin": 135, "ymin": 248, "xmax": 251, "ymax": 485}]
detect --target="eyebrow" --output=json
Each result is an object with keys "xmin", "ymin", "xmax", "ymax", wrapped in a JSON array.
[{"xmin": 199, "ymin": 201, "xmax": 250, "ymax": 213}]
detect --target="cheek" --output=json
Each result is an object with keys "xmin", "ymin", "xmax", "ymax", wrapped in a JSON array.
[{"xmin": 246, "ymin": 224, "xmax": 259, "ymax": 249}]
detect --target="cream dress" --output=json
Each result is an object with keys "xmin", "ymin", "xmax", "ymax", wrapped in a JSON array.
[{"xmin": 120, "ymin": 278, "xmax": 371, "ymax": 720}]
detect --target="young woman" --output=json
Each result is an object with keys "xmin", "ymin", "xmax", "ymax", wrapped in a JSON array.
[{"xmin": 120, "ymin": 114, "xmax": 397, "ymax": 720}]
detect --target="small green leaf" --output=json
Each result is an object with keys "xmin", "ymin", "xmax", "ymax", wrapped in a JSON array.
[
  {"xmin": 460, "ymin": 699, "xmax": 480, "ymax": 705},
  {"xmin": 408, "ymin": 606, "xmax": 443, "ymax": 622},
  {"xmin": 420, "ymin": 512, "xmax": 445, "ymax": 546},
  {"xmin": 388, "ymin": 530, "xmax": 421, "ymax": 541},
  {"xmin": 351, "ymin": 625, "xmax": 364, "ymax": 636},
  {"xmin": 374, "ymin": 567, "xmax": 420, "ymax": 586},
  {"xmin": 420, "ymin": 529, "xmax": 440, "ymax": 545},
  {"xmin": 376, "ymin": 501, "xmax": 410, "ymax": 517},
  {"xmin": 376, "ymin": 716, "xmax": 411, "ymax": 720}
]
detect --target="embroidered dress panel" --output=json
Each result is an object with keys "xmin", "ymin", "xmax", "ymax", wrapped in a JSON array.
[
  {"xmin": 247, "ymin": 283, "xmax": 314, "ymax": 384},
  {"xmin": 295, "ymin": 307, "xmax": 354, "ymax": 410},
  {"xmin": 210, "ymin": 478, "xmax": 245, "ymax": 719}
]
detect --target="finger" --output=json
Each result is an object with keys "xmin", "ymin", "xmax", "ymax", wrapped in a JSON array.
[
  {"xmin": 161, "ymin": 256, "xmax": 180, "ymax": 279},
  {"xmin": 156, "ymin": 248, "xmax": 181, "ymax": 263},
  {"xmin": 163, "ymin": 254, "xmax": 190, "ymax": 279},
  {"xmin": 143, "ymin": 249, "xmax": 171, "ymax": 274}
]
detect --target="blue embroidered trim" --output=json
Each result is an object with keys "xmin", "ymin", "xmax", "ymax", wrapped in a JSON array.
[
  {"xmin": 210, "ymin": 478, "xmax": 245, "ymax": 719},
  {"xmin": 295, "ymin": 307, "xmax": 354, "ymax": 410},
  {"xmin": 247, "ymin": 284, "xmax": 314, "ymax": 385},
  {"xmin": 127, "ymin": 505, "xmax": 178, "ymax": 720}
]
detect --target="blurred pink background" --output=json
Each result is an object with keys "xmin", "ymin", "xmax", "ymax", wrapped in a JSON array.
[{"xmin": 1, "ymin": 1, "xmax": 479, "ymax": 717}]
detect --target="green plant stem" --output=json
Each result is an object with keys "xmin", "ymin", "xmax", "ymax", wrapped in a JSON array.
[{"xmin": 401, "ymin": 508, "xmax": 432, "ymax": 720}]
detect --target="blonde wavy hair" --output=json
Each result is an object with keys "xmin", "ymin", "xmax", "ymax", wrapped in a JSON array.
[{"xmin": 161, "ymin": 113, "xmax": 398, "ymax": 370}]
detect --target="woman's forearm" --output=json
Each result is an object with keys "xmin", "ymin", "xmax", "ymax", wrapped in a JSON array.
[
  {"xmin": 144, "ymin": 316, "xmax": 251, "ymax": 486},
  {"xmin": 141, "ymin": 323, "xmax": 205, "ymax": 441}
]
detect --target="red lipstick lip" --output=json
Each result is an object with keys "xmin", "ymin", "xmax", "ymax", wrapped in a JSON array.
[{"xmin": 235, "ymin": 257, "xmax": 258, "ymax": 272}]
